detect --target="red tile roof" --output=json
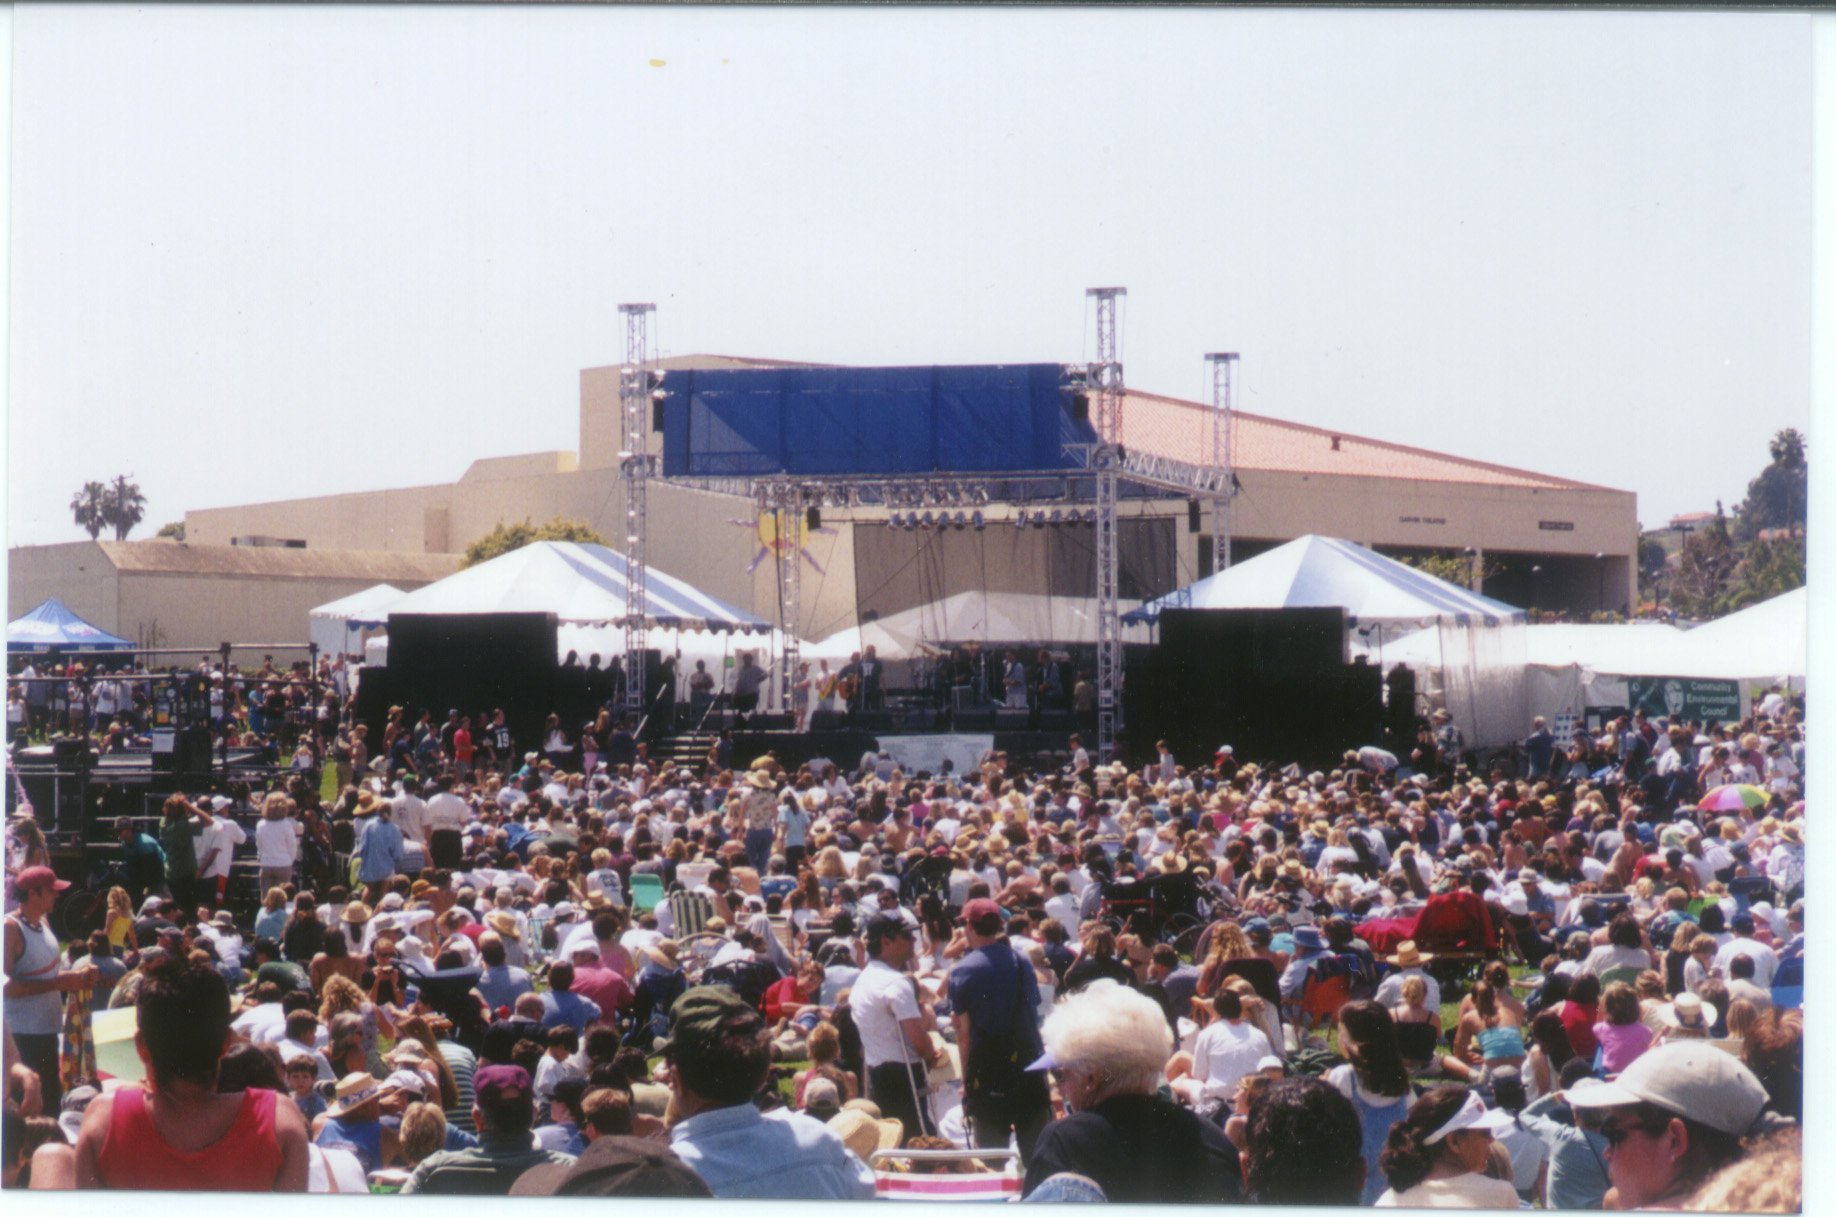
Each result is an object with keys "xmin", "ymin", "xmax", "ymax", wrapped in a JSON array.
[{"xmin": 1104, "ymin": 389, "xmax": 1614, "ymax": 491}]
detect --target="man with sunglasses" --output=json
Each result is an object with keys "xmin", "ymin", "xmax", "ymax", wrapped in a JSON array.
[
  {"xmin": 850, "ymin": 913, "xmax": 940, "ymax": 1140},
  {"xmin": 1567, "ymin": 1040, "xmax": 1774, "ymax": 1210}
]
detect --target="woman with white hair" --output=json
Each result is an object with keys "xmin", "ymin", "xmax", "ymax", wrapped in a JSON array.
[{"xmin": 1021, "ymin": 980, "xmax": 1242, "ymax": 1202}]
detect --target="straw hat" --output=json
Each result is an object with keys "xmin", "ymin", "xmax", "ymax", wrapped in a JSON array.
[
  {"xmin": 1386, "ymin": 940, "xmax": 1434, "ymax": 969},
  {"xmin": 643, "ymin": 940, "xmax": 681, "ymax": 969},
  {"xmin": 341, "ymin": 902, "xmax": 373, "ymax": 926},
  {"xmin": 746, "ymin": 770, "xmax": 776, "ymax": 790},
  {"xmin": 828, "ymin": 1108, "xmax": 903, "ymax": 1161},
  {"xmin": 355, "ymin": 790, "xmax": 380, "ymax": 817},
  {"xmin": 484, "ymin": 910, "xmax": 521, "ymax": 941},
  {"xmin": 326, "ymin": 1072, "xmax": 385, "ymax": 1117}
]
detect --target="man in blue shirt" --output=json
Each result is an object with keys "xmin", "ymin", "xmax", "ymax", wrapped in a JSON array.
[
  {"xmin": 663, "ymin": 986, "xmax": 874, "ymax": 1198},
  {"xmin": 948, "ymin": 899, "xmax": 1050, "ymax": 1163},
  {"xmin": 352, "ymin": 794, "xmax": 406, "ymax": 903},
  {"xmin": 539, "ymin": 962, "xmax": 603, "ymax": 1036}
]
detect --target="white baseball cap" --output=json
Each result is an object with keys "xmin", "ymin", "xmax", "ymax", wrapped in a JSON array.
[{"xmin": 1567, "ymin": 1041, "xmax": 1768, "ymax": 1135}]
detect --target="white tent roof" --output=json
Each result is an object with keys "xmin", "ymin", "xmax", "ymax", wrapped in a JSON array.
[
  {"xmin": 1368, "ymin": 590, "xmax": 1804, "ymax": 685},
  {"xmin": 1363, "ymin": 622, "xmax": 1690, "ymax": 672},
  {"xmin": 806, "ymin": 592, "xmax": 1153, "ymax": 661},
  {"xmin": 309, "ymin": 583, "xmax": 405, "ymax": 622},
  {"xmin": 372, "ymin": 542, "xmax": 768, "ymax": 633},
  {"xmin": 1127, "ymin": 534, "xmax": 1526, "ymax": 628}
]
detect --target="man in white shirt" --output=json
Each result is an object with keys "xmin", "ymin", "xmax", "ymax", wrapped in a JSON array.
[
  {"xmin": 196, "ymin": 798, "xmax": 248, "ymax": 908},
  {"xmin": 394, "ymin": 781, "xmax": 431, "ymax": 854},
  {"xmin": 850, "ymin": 914, "xmax": 940, "ymax": 1139},
  {"xmin": 1372, "ymin": 941, "xmax": 1442, "ymax": 1012},
  {"xmin": 1713, "ymin": 914, "xmax": 1778, "ymax": 989},
  {"xmin": 423, "ymin": 777, "xmax": 473, "ymax": 870},
  {"xmin": 1043, "ymin": 875, "xmax": 1081, "ymax": 939},
  {"xmin": 255, "ymin": 798, "xmax": 303, "ymax": 893},
  {"xmin": 1175, "ymin": 989, "xmax": 1273, "ymax": 1114}
]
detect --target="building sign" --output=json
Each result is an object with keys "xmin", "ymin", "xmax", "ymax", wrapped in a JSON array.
[
  {"xmin": 1398, "ymin": 516, "xmax": 1446, "ymax": 525},
  {"xmin": 1538, "ymin": 520, "xmax": 1574, "ymax": 532},
  {"xmin": 1626, "ymin": 677, "xmax": 1743, "ymax": 724}
]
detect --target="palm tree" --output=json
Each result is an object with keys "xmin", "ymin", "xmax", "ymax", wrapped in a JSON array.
[
  {"xmin": 102, "ymin": 475, "xmax": 148, "ymax": 541},
  {"xmin": 69, "ymin": 481, "xmax": 108, "ymax": 539}
]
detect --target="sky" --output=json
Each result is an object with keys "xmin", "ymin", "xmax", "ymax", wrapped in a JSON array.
[{"xmin": 4, "ymin": 5, "xmax": 1817, "ymax": 548}]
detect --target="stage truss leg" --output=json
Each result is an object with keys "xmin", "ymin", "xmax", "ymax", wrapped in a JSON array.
[
  {"xmin": 1206, "ymin": 351, "xmax": 1239, "ymax": 573},
  {"xmin": 619, "ymin": 302, "xmax": 656, "ymax": 717},
  {"xmin": 1088, "ymin": 287, "xmax": 1126, "ymax": 763},
  {"xmin": 762, "ymin": 480, "xmax": 803, "ymax": 715}
]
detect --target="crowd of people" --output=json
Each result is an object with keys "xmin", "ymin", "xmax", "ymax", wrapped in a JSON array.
[{"xmin": 2, "ymin": 669, "xmax": 1806, "ymax": 1208}]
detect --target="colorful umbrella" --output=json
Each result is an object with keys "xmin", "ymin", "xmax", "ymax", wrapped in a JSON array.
[{"xmin": 1697, "ymin": 784, "xmax": 1769, "ymax": 812}]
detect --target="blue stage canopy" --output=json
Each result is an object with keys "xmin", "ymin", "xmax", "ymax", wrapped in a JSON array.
[{"xmin": 660, "ymin": 364, "xmax": 1094, "ymax": 479}]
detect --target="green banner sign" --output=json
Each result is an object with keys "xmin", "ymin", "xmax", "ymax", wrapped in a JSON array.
[{"xmin": 1626, "ymin": 677, "xmax": 1743, "ymax": 724}]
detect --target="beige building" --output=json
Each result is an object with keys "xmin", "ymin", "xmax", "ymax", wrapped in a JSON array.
[
  {"xmin": 149, "ymin": 355, "xmax": 1640, "ymax": 647},
  {"xmin": 7, "ymin": 541, "xmax": 459, "ymax": 661}
]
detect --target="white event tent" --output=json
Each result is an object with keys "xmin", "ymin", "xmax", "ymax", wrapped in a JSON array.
[
  {"xmin": 806, "ymin": 591, "xmax": 1154, "ymax": 662},
  {"xmin": 361, "ymin": 542, "xmax": 781, "ymax": 696},
  {"xmin": 1126, "ymin": 535, "xmax": 1529, "ymax": 748},
  {"xmin": 1367, "ymin": 586, "xmax": 1805, "ymax": 736},
  {"xmin": 308, "ymin": 584, "xmax": 404, "ymax": 659}
]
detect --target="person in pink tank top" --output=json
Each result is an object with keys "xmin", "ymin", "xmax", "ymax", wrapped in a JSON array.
[{"xmin": 75, "ymin": 957, "xmax": 309, "ymax": 1191}]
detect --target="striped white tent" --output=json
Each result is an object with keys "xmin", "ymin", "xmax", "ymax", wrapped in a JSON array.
[
  {"xmin": 367, "ymin": 541, "xmax": 768, "ymax": 633},
  {"xmin": 1124, "ymin": 534, "xmax": 1526, "ymax": 629}
]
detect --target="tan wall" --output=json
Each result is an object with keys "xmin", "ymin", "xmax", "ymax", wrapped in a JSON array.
[
  {"xmin": 185, "ymin": 482, "xmax": 457, "ymax": 554},
  {"xmin": 6, "ymin": 542, "xmax": 122, "ymax": 636},
  {"xmin": 579, "ymin": 364, "xmax": 623, "ymax": 471},
  {"xmin": 114, "ymin": 571, "xmax": 440, "ymax": 661}
]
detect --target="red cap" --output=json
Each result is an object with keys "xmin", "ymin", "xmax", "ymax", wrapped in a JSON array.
[
  {"xmin": 961, "ymin": 898, "xmax": 1004, "ymax": 930},
  {"xmin": 15, "ymin": 866, "xmax": 70, "ymax": 894}
]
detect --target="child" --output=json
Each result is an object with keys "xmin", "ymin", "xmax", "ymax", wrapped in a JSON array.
[
  {"xmin": 533, "ymin": 1023, "xmax": 584, "ymax": 1111},
  {"xmin": 105, "ymin": 886, "xmax": 138, "ymax": 952},
  {"xmin": 287, "ymin": 1055, "xmax": 328, "ymax": 1121},
  {"xmin": 1592, "ymin": 981, "xmax": 1653, "ymax": 1075}
]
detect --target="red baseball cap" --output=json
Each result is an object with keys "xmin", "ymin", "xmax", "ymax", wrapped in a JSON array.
[
  {"xmin": 961, "ymin": 898, "xmax": 1004, "ymax": 929},
  {"xmin": 15, "ymin": 866, "xmax": 70, "ymax": 894}
]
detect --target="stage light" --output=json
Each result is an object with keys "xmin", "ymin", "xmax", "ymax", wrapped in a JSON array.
[
  {"xmin": 1031, "ymin": 511, "xmax": 1045, "ymax": 529},
  {"xmin": 1012, "ymin": 511, "xmax": 1027, "ymax": 530},
  {"xmin": 952, "ymin": 511, "xmax": 968, "ymax": 529},
  {"xmin": 919, "ymin": 512, "xmax": 935, "ymax": 530},
  {"xmin": 971, "ymin": 511, "xmax": 985, "ymax": 530},
  {"xmin": 1049, "ymin": 509, "xmax": 1063, "ymax": 525}
]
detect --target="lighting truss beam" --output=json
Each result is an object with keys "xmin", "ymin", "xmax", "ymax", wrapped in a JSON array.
[{"xmin": 755, "ymin": 480, "xmax": 803, "ymax": 714}]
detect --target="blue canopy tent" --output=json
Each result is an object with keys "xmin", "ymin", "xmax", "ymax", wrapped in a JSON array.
[{"xmin": 7, "ymin": 598, "xmax": 137, "ymax": 652}]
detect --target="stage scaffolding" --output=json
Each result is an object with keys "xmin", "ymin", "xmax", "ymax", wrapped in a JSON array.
[{"xmin": 631, "ymin": 289, "xmax": 1233, "ymax": 762}]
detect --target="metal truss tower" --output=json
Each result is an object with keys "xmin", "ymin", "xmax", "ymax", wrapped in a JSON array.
[
  {"xmin": 618, "ymin": 302, "xmax": 656, "ymax": 716},
  {"xmin": 1205, "ymin": 352, "xmax": 1239, "ymax": 573},
  {"xmin": 760, "ymin": 480, "xmax": 803, "ymax": 714},
  {"xmin": 1087, "ymin": 287, "xmax": 1126, "ymax": 762}
]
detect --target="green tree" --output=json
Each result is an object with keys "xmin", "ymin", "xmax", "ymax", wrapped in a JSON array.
[
  {"xmin": 69, "ymin": 480, "xmax": 108, "ymax": 539},
  {"xmin": 155, "ymin": 520, "xmax": 186, "ymax": 541},
  {"xmin": 1393, "ymin": 549, "xmax": 1501, "ymax": 592},
  {"xmin": 1668, "ymin": 519, "xmax": 1738, "ymax": 619},
  {"xmin": 462, "ymin": 516, "xmax": 607, "ymax": 567},
  {"xmin": 1734, "ymin": 427, "xmax": 1806, "ymax": 541},
  {"xmin": 101, "ymin": 475, "xmax": 148, "ymax": 540},
  {"xmin": 1721, "ymin": 533, "xmax": 1805, "ymax": 613}
]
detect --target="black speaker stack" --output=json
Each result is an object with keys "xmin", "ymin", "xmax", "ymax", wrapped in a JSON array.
[{"xmin": 1124, "ymin": 607, "xmax": 1382, "ymax": 770}]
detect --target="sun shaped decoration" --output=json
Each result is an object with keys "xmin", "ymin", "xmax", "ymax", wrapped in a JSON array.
[{"xmin": 733, "ymin": 507, "xmax": 833, "ymax": 574}]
